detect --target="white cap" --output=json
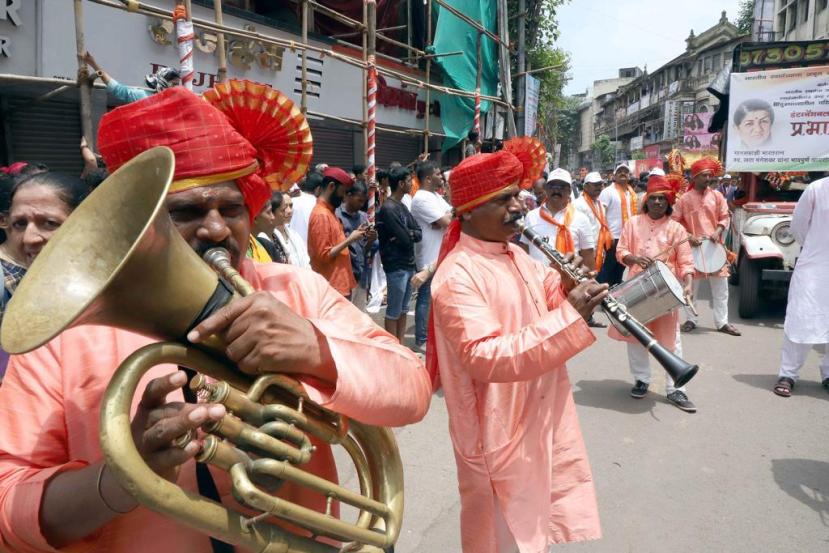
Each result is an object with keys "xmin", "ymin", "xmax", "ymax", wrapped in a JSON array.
[
  {"xmin": 547, "ymin": 168, "xmax": 572, "ymax": 185},
  {"xmin": 648, "ymin": 167, "xmax": 666, "ymax": 177},
  {"xmin": 614, "ymin": 163, "xmax": 631, "ymax": 174},
  {"xmin": 721, "ymin": 173, "xmax": 732, "ymax": 179},
  {"xmin": 584, "ymin": 171, "xmax": 603, "ymax": 184}
]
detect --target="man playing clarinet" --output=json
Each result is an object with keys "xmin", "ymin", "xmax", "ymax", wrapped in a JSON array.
[{"xmin": 427, "ymin": 145, "xmax": 607, "ymax": 553}]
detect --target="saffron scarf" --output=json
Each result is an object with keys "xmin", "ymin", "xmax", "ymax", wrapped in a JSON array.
[
  {"xmin": 615, "ymin": 183, "xmax": 637, "ymax": 224},
  {"xmin": 583, "ymin": 194, "xmax": 614, "ymax": 270},
  {"xmin": 539, "ymin": 204, "xmax": 575, "ymax": 254}
]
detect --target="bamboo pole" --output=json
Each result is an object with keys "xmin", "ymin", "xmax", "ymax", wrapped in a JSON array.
[
  {"xmin": 74, "ymin": 0, "xmax": 95, "ymax": 149},
  {"xmin": 474, "ymin": 31, "xmax": 482, "ymax": 135},
  {"xmin": 423, "ymin": 0, "xmax": 432, "ymax": 155},
  {"xmin": 213, "ymin": 0, "xmax": 227, "ymax": 82},
  {"xmin": 91, "ymin": 0, "xmax": 511, "ymax": 106},
  {"xmin": 300, "ymin": 0, "xmax": 308, "ymax": 113},
  {"xmin": 431, "ymin": 0, "xmax": 508, "ymax": 50}
]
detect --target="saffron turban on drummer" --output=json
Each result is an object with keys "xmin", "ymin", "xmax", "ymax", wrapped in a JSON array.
[
  {"xmin": 689, "ymin": 156, "xmax": 724, "ymax": 179},
  {"xmin": 644, "ymin": 174, "xmax": 682, "ymax": 205},
  {"xmin": 97, "ymin": 80, "xmax": 313, "ymax": 221}
]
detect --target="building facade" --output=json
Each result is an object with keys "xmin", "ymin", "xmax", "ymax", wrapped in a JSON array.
[
  {"xmin": 575, "ymin": 68, "xmax": 641, "ymax": 169},
  {"xmin": 586, "ymin": 12, "xmax": 749, "ymax": 170},
  {"xmin": 0, "ymin": 0, "xmax": 443, "ymax": 174},
  {"xmin": 774, "ymin": 0, "xmax": 829, "ymax": 40}
]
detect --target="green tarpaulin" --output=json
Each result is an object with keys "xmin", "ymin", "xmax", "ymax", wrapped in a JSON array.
[{"xmin": 433, "ymin": 0, "xmax": 499, "ymax": 151}]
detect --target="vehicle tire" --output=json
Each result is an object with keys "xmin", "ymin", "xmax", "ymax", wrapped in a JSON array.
[{"xmin": 738, "ymin": 256, "xmax": 761, "ymax": 319}]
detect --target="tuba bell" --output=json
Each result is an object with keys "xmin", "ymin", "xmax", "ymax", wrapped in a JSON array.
[{"xmin": 1, "ymin": 147, "xmax": 403, "ymax": 553}]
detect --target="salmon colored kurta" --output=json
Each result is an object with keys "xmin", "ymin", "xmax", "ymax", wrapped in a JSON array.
[
  {"xmin": 0, "ymin": 260, "xmax": 431, "ymax": 553},
  {"xmin": 431, "ymin": 232, "xmax": 601, "ymax": 553},
  {"xmin": 610, "ymin": 214, "xmax": 695, "ymax": 347},
  {"xmin": 671, "ymin": 187, "xmax": 730, "ymax": 278}
]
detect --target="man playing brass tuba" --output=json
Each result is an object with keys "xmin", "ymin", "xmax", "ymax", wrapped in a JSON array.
[{"xmin": 0, "ymin": 85, "xmax": 430, "ymax": 551}]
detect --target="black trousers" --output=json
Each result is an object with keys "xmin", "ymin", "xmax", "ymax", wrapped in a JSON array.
[{"xmin": 597, "ymin": 240, "xmax": 625, "ymax": 286}]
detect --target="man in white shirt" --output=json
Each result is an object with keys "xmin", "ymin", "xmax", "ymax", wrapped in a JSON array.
[
  {"xmin": 520, "ymin": 168, "xmax": 596, "ymax": 269},
  {"xmin": 773, "ymin": 176, "xmax": 829, "ymax": 397},
  {"xmin": 409, "ymin": 161, "xmax": 452, "ymax": 349},
  {"xmin": 598, "ymin": 163, "xmax": 638, "ymax": 285},
  {"xmin": 289, "ymin": 170, "xmax": 323, "ymax": 244}
]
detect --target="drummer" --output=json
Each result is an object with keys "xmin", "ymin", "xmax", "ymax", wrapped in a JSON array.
[
  {"xmin": 613, "ymin": 174, "xmax": 697, "ymax": 412},
  {"xmin": 673, "ymin": 158, "xmax": 740, "ymax": 336}
]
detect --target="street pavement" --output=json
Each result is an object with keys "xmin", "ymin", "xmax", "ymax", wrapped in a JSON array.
[{"xmin": 340, "ymin": 284, "xmax": 829, "ymax": 553}]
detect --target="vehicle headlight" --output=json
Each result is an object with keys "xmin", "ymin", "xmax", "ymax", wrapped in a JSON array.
[{"xmin": 772, "ymin": 222, "xmax": 795, "ymax": 246}]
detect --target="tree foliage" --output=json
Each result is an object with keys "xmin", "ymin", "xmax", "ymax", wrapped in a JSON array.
[
  {"xmin": 593, "ymin": 134, "xmax": 615, "ymax": 167},
  {"xmin": 735, "ymin": 0, "xmax": 755, "ymax": 35}
]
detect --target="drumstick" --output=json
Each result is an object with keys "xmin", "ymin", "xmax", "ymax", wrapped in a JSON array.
[
  {"xmin": 651, "ymin": 237, "xmax": 692, "ymax": 262},
  {"xmin": 684, "ymin": 293, "xmax": 699, "ymax": 317}
]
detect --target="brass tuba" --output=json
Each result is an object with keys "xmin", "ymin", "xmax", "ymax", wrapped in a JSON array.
[{"xmin": 1, "ymin": 147, "xmax": 403, "ymax": 553}]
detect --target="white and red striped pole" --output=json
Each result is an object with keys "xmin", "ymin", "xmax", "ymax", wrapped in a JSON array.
[
  {"xmin": 366, "ymin": 0, "xmax": 378, "ymax": 223},
  {"xmin": 174, "ymin": 1, "xmax": 195, "ymax": 90}
]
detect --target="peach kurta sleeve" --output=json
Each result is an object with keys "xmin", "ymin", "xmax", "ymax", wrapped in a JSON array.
[
  {"xmin": 714, "ymin": 191, "xmax": 730, "ymax": 229},
  {"xmin": 298, "ymin": 270, "xmax": 431, "ymax": 427},
  {"xmin": 673, "ymin": 223, "xmax": 695, "ymax": 279},
  {"xmin": 0, "ymin": 339, "xmax": 89, "ymax": 553},
  {"xmin": 432, "ymin": 266, "xmax": 594, "ymax": 384}
]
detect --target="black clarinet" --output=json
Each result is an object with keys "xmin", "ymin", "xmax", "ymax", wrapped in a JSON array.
[{"xmin": 517, "ymin": 220, "xmax": 698, "ymax": 387}]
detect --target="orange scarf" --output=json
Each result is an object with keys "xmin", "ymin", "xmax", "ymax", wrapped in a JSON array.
[
  {"xmin": 539, "ymin": 204, "xmax": 575, "ymax": 254},
  {"xmin": 584, "ymin": 194, "xmax": 614, "ymax": 270},
  {"xmin": 615, "ymin": 183, "xmax": 637, "ymax": 224}
]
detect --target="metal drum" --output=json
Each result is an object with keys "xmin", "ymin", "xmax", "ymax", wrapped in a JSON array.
[
  {"xmin": 609, "ymin": 261, "xmax": 685, "ymax": 333},
  {"xmin": 692, "ymin": 238, "xmax": 727, "ymax": 275}
]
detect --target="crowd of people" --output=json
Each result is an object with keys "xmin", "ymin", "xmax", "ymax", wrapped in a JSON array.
[{"xmin": 0, "ymin": 76, "xmax": 824, "ymax": 553}]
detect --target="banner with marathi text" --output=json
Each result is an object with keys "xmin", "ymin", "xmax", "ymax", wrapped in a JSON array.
[{"xmin": 726, "ymin": 65, "xmax": 829, "ymax": 171}]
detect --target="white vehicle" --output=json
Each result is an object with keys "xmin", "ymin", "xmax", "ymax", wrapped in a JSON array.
[{"xmin": 726, "ymin": 177, "xmax": 806, "ymax": 318}]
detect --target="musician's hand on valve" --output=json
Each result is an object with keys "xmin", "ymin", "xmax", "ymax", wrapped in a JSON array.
[
  {"xmin": 131, "ymin": 370, "xmax": 226, "ymax": 482},
  {"xmin": 187, "ymin": 292, "xmax": 336, "ymax": 383},
  {"xmin": 567, "ymin": 281, "xmax": 609, "ymax": 321}
]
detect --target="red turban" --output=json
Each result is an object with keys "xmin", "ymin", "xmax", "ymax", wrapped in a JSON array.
[
  {"xmin": 690, "ymin": 157, "xmax": 724, "ymax": 179},
  {"xmin": 98, "ymin": 81, "xmax": 312, "ymax": 220},
  {"xmin": 448, "ymin": 151, "xmax": 524, "ymax": 213},
  {"xmin": 426, "ymin": 151, "xmax": 531, "ymax": 391},
  {"xmin": 644, "ymin": 174, "xmax": 681, "ymax": 205}
]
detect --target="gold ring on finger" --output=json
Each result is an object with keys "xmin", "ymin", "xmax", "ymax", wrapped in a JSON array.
[{"xmin": 172, "ymin": 430, "xmax": 195, "ymax": 449}]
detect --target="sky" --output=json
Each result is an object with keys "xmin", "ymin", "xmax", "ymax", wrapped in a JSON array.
[{"xmin": 557, "ymin": 0, "xmax": 743, "ymax": 96}]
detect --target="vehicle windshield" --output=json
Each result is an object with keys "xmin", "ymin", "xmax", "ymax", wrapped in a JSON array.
[{"xmin": 739, "ymin": 177, "xmax": 810, "ymax": 203}]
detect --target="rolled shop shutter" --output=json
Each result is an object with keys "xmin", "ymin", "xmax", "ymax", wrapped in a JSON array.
[
  {"xmin": 7, "ymin": 97, "xmax": 84, "ymax": 175},
  {"xmin": 375, "ymin": 130, "xmax": 420, "ymax": 169},
  {"xmin": 308, "ymin": 121, "xmax": 355, "ymax": 171}
]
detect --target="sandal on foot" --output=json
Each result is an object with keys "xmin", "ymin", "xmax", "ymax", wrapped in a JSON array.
[
  {"xmin": 773, "ymin": 377, "xmax": 794, "ymax": 397},
  {"xmin": 681, "ymin": 321, "xmax": 696, "ymax": 332},
  {"xmin": 718, "ymin": 324, "xmax": 742, "ymax": 336}
]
